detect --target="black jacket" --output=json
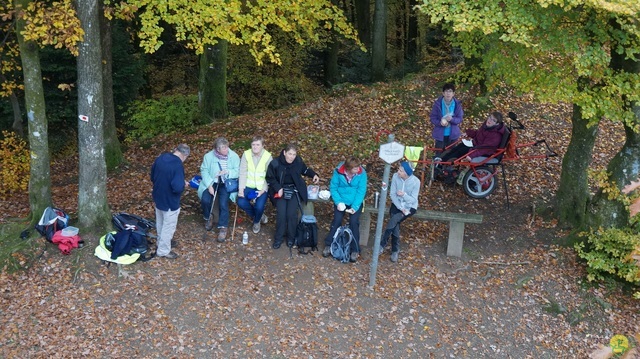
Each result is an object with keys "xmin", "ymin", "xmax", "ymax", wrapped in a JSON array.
[{"xmin": 266, "ymin": 152, "xmax": 317, "ymax": 203}]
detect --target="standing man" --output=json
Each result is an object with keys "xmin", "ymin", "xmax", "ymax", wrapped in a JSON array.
[{"xmin": 151, "ymin": 143, "xmax": 190, "ymax": 259}]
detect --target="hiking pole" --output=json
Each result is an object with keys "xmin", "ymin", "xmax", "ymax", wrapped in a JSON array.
[
  {"xmin": 203, "ymin": 180, "xmax": 220, "ymax": 241},
  {"xmin": 231, "ymin": 202, "xmax": 238, "ymax": 242}
]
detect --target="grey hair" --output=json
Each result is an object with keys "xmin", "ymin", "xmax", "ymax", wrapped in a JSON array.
[
  {"xmin": 175, "ymin": 143, "xmax": 190, "ymax": 157},
  {"xmin": 213, "ymin": 137, "xmax": 229, "ymax": 150}
]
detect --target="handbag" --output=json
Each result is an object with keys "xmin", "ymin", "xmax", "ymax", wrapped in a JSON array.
[
  {"xmin": 224, "ymin": 178, "xmax": 239, "ymax": 193},
  {"xmin": 282, "ymin": 187, "xmax": 295, "ymax": 200},
  {"xmin": 217, "ymin": 162, "xmax": 238, "ymax": 193}
]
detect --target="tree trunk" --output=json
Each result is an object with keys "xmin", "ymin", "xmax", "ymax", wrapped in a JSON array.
[
  {"xmin": 76, "ymin": 0, "xmax": 111, "ymax": 232},
  {"xmin": 354, "ymin": 0, "xmax": 371, "ymax": 48},
  {"xmin": 371, "ymin": 0, "xmax": 387, "ymax": 81},
  {"xmin": 587, "ymin": 42, "xmax": 640, "ymax": 229},
  {"xmin": 0, "ymin": 73, "xmax": 24, "ymax": 136},
  {"xmin": 199, "ymin": 40, "xmax": 228, "ymax": 123},
  {"xmin": 555, "ymin": 102, "xmax": 598, "ymax": 228},
  {"xmin": 588, "ymin": 123, "xmax": 640, "ymax": 229},
  {"xmin": 324, "ymin": 34, "xmax": 340, "ymax": 87},
  {"xmin": 99, "ymin": 2, "xmax": 123, "ymax": 171},
  {"xmin": 406, "ymin": 0, "xmax": 418, "ymax": 61},
  {"xmin": 14, "ymin": 0, "xmax": 52, "ymax": 223}
]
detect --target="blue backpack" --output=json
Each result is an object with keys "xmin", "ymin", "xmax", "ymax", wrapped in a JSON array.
[{"xmin": 330, "ymin": 225, "xmax": 355, "ymax": 263}]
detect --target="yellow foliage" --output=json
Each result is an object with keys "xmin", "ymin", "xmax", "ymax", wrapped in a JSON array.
[
  {"xmin": 0, "ymin": 131, "xmax": 30, "ymax": 199},
  {"xmin": 22, "ymin": 0, "xmax": 84, "ymax": 56}
]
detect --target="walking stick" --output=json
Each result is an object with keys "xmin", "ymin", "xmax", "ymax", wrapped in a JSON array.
[
  {"xmin": 231, "ymin": 202, "xmax": 238, "ymax": 241},
  {"xmin": 203, "ymin": 180, "xmax": 220, "ymax": 241}
]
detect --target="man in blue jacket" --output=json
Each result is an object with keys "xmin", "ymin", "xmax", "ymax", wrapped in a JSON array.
[
  {"xmin": 322, "ymin": 157, "xmax": 367, "ymax": 262},
  {"xmin": 151, "ymin": 143, "xmax": 190, "ymax": 259}
]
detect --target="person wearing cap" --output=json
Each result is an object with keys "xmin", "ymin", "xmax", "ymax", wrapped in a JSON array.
[
  {"xmin": 429, "ymin": 83, "xmax": 464, "ymax": 155},
  {"xmin": 380, "ymin": 161, "xmax": 421, "ymax": 263},
  {"xmin": 237, "ymin": 135, "xmax": 273, "ymax": 234},
  {"xmin": 151, "ymin": 143, "xmax": 190, "ymax": 259},
  {"xmin": 322, "ymin": 157, "xmax": 367, "ymax": 262}
]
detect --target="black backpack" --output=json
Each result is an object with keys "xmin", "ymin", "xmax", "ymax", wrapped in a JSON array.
[
  {"xmin": 111, "ymin": 212, "xmax": 156, "ymax": 261},
  {"xmin": 294, "ymin": 215, "xmax": 318, "ymax": 254}
]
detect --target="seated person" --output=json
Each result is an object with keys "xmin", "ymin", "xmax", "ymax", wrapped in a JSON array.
[{"xmin": 438, "ymin": 111, "xmax": 506, "ymax": 163}]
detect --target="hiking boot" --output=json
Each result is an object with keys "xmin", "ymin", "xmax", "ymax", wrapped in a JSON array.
[
  {"xmin": 204, "ymin": 219, "xmax": 214, "ymax": 231},
  {"xmin": 378, "ymin": 246, "xmax": 385, "ymax": 255},
  {"xmin": 322, "ymin": 247, "xmax": 332, "ymax": 257},
  {"xmin": 390, "ymin": 251, "xmax": 399, "ymax": 263},
  {"xmin": 252, "ymin": 222, "xmax": 261, "ymax": 234},
  {"xmin": 217, "ymin": 227, "xmax": 227, "ymax": 243},
  {"xmin": 349, "ymin": 252, "xmax": 358, "ymax": 262},
  {"xmin": 161, "ymin": 251, "xmax": 178, "ymax": 259},
  {"xmin": 272, "ymin": 242, "xmax": 282, "ymax": 249},
  {"xmin": 261, "ymin": 214, "xmax": 268, "ymax": 224}
]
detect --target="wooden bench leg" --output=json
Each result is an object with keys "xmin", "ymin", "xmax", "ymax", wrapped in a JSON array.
[
  {"xmin": 446, "ymin": 221, "xmax": 465, "ymax": 257},
  {"xmin": 359, "ymin": 211, "xmax": 371, "ymax": 247}
]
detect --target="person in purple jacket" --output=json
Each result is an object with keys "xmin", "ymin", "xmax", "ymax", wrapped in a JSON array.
[{"xmin": 429, "ymin": 83, "xmax": 464, "ymax": 155}]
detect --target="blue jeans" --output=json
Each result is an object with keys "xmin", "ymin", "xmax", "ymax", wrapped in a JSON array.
[
  {"xmin": 380, "ymin": 204, "xmax": 415, "ymax": 252},
  {"xmin": 324, "ymin": 205, "xmax": 361, "ymax": 253},
  {"xmin": 237, "ymin": 187, "xmax": 268, "ymax": 224},
  {"xmin": 201, "ymin": 183, "xmax": 230, "ymax": 227}
]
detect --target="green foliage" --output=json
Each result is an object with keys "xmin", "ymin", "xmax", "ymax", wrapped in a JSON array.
[
  {"xmin": 0, "ymin": 131, "xmax": 30, "ymax": 199},
  {"xmin": 227, "ymin": 30, "xmax": 324, "ymax": 114},
  {"xmin": 113, "ymin": 0, "xmax": 361, "ymax": 65},
  {"xmin": 575, "ymin": 228, "xmax": 640, "ymax": 286},
  {"xmin": 123, "ymin": 94, "xmax": 199, "ymax": 142}
]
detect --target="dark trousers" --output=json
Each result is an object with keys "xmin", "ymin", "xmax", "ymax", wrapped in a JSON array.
[
  {"xmin": 380, "ymin": 204, "xmax": 416, "ymax": 252},
  {"xmin": 237, "ymin": 187, "xmax": 268, "ymax": 224},
  {"xmin": 274, "ymin": 196, "xmax": 299, "ymax": 246},
  {"xmin": 440, "ymin": 143, "xmax": 470, "ymax": 162},
  {"xmin": 323, "ymin": 206, "xmax": 361, "ymax": 253},
  {"xmin": 201, "ymin": 183, "xmax": 230, "ymax": 228}
]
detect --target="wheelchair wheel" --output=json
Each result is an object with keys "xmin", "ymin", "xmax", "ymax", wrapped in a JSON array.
[{"xmin": 462, "ymin": 166, "xmax": 497, "ymax": 198}]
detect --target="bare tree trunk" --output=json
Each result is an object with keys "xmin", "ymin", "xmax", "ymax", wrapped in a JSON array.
[
  {"xmin": 354, "ymin": 0, "xmax": 371, "ymax": 48},
  {"xmin": 99, "ymin": 2, "xmax": 123, "ymax": 171},
  {"xmin": 14, "ymin": 0, "xmax": 52, "ymax": 223},
  {"xmin": 371, "ymin": 0, "xmax": 387, "ymax": 81},
  {"xmin": 406, "ymin": 0, "xmax": 418, "ymax": 60},
  {"xmin": 0, "ymin": 73, "xmax": 24, "ymax": 136},
  {"xmin": 199, "ymin": 40, "xmax": 228, "ymax": 122},
  {"xmin": 76, "ymin": 0, "xmax": 111, "ymax": 232},
  {"xmin": 555, "ymin": 102, "xmax": 598, "ymax": 228},
  {"xmin": 324, "ymin": 33, "xmax": 340, "ymax": 87}
]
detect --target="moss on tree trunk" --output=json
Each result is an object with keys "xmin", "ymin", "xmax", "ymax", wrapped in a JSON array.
[{"xmin": 199, "ymin": 40, "xmax": 228, "ymax": 123}]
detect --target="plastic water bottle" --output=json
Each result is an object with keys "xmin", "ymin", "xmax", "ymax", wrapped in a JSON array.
[{"xmin": 242, "ymin": 231, "xmax": 249, "ymax": 245}]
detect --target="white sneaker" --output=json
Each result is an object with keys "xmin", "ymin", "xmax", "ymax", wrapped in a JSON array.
[
  {"xmin": 252, "ymin": 223, "xmax": 261, "ymax": 234},
  {"xmin": 261, "ymin": 214, "xmax": 268, "ymax": 224}
]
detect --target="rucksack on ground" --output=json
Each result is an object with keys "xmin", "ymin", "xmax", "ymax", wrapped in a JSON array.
[
  {"xmin": 35, "ymin": 207, "xmax": 69, "ymax": 242},
  {"xmin": 330, "ymin": 225, "xmax": 355, "ymax": 263},
  {"xmin": 294, "ymin": 215, "xmax": 318, "ymax": 254},
  {"xmin": 112, "ymin": 212, "xmax": 156, "ymax": 239},
  {"xmin": 94, "ymin": 231, "xmax": 140, "ymax": 265}
]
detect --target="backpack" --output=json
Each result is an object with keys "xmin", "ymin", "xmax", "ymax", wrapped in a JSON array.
[
  {"xmin": 330, "ymin": 225, "xmax": 356, "ymax": 263},
  {"xmin": 94, "ymin": 231, "xmax": 141, "ymax": 265},
  {"xmin": 35, "ymin": 207, "xmax": 69, "ymax": 242},
  {"xmin": 112, "ymin": 212, "xmax": 156, "ymax": 238},
  {"xmin": 294, "ymin": 215, "xmax": 318, "ymax": 254}
]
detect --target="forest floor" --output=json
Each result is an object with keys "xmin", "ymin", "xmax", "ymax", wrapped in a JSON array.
[{"xmin": 1, "ymin": 73, "xmax": 639, "ymax": 358}]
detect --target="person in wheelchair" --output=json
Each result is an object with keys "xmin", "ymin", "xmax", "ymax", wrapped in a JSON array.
[{"xmin": 437, "ymin": 111, "xmax": 506, "ymax": 163}]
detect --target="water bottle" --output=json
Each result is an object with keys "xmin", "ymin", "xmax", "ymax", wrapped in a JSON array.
[
  {"xmin": 242, "ymin": 231, "xmax": 249, "ymax": 245},
  {"xmin": 374, "ymin": 191, "xmax": 380, "ymax": 209}
]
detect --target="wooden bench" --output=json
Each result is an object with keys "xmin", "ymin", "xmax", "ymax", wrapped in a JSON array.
[
  {"xmin": 301, "ymin": 198, "xmax": 483, "ymax": 257},
  {"xmin": 360, "ymin": 207, "xmax": 483, "ymax": 257}
]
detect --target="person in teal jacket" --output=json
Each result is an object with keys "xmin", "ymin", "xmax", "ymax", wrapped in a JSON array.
[
  {"xmin": 198, "ymin": 137, "xmax": 240, "ymax": 242},
  {"xmin": 322, "ymin": 157, "xmax": 367, "ymax": 262}
]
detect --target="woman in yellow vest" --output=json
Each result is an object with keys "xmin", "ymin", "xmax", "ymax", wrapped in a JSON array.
[{"xmin": 237, "ymin": 135, "xmax": 273, "ymax": 233}]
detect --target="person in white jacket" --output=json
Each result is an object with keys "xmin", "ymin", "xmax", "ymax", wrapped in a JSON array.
[{"xmin": 380, "ymin": 161, "xmax": 421, "ymax": 263}]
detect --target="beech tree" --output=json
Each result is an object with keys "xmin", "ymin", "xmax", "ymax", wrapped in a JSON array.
[
  {"xmin": 112, "ymin": 0, "xmax": 360, "ymax": 122},
  {"xmin": 417, "ymin": 0, "xmax": 640, "ymax": 229},
  {"xmin": 76, "ymin": 0, "xmax": 111, "ymax": 231}
]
